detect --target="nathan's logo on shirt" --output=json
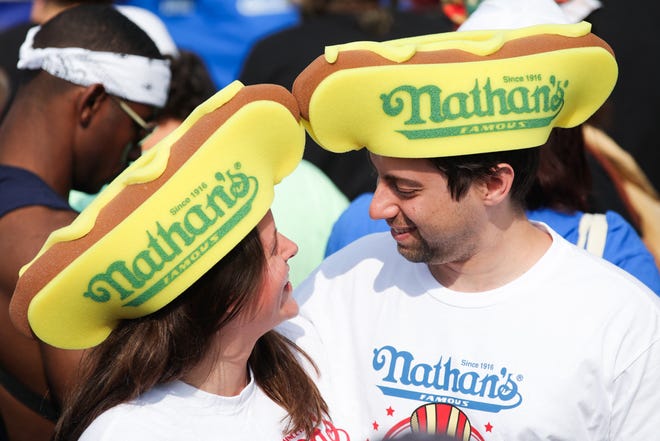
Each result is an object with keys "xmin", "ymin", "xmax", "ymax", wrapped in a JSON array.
[
  {"xmin": 83, "ymin": 163, "xmax": 258, "ymax": 307},
  {"xmin": 381, "ymin": 403, "xmax": 484, "ymax": 441},
  {"xmin": 373, "ymin": 345, "xmax": 523, "ymax": 413},
  {"xmin": 380, "ymin": 75, "xmax": 566, "ymax": 140}
]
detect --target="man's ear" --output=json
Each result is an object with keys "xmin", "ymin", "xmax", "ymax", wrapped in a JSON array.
[
  {"xmin": 77, "ymin": 84, "xmax": 107, "ymax": 128},
  {"xmin": 482, "ymin": 163, "xmax": 514, "ymax": 206}
]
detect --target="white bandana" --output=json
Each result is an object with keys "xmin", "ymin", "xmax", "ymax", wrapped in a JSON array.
[{"xmin": 17, "ymin": 26, "xmax": 171, "ymax": 107}]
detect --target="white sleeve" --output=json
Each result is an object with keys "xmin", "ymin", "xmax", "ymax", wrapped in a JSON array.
[
  {"xmin": 610, "ymin": 339, "xmax": 660, "ymax": 440},
  {"xmin": 78, "ymin": 406, "xmax": 163, "ymax": 441}
]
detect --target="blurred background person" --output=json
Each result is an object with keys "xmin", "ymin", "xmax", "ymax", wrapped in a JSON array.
[
  {"xmin": 0, "ymin": 5, "xmax": 170, "ymax": 440},
  {"xmin": 0, "ymin": 0, "xmax": 112, "ymax": 122},
  {"xmin": 0, "ymin": 0, "xmax": 178, "ymax": 123}
]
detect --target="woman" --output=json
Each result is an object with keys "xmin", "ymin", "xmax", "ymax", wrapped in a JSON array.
[
  {"xmin": 54, "ymin": 211, "xmax": 327, "ymax": 440},
  {"xmin": 9, "ymin": 81, "xmax": 329, "ymax": 440}
]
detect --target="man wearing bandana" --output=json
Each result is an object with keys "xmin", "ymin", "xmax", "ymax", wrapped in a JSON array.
[{"xmin": 0, "ymin": 5, "xmax": 170, "ymax": 441}]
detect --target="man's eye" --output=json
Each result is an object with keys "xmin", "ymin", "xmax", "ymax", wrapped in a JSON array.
[{"xmin": 395, "ymin": 186, "xmax": 417, "ymax": 196}]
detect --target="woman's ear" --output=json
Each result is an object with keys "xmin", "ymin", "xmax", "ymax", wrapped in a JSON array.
[
  {"xmin": 77, "ymin": 84, "xmax": 106, "ymax": 128},
  {"xmin": 482, "ymin": 163, "xmax": 514, "ymax": 206}
]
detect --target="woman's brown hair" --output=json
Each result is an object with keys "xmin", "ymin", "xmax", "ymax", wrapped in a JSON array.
[
  {"xmin": 54, "ymin": 227, "xmax": 328, "ymax": 440},
  {"xmin": 525, "ymin": 126, "xmax": 591, "ymax": 212}
]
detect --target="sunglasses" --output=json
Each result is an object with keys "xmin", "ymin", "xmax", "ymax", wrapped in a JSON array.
[
  {"xmin": 111, "ymin": 97, "xmax": 157, "ymax": 163},
  {"xmin": 112, "ymin": 96, "xmax": 157, "ymax": 142}
]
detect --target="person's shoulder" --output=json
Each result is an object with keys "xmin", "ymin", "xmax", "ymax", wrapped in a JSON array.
[
  {"xmin": 80, "ymin": 385, "xmax": 186, "ymax": 440},
  {"xmin": 0, "ymin": 165, "xmax": 73, "ymax": 217},
  {"xmin": 604, "ymin": 210, "xmax": 640, "ymax": 232},
  {"xmin": 550, "ymin": 224, "xmax": 660, "ymax": 302},
  {"xmin": 0, "ymin": 204, "xmax": 76, "ymax": 235},
  {"xmin": 79, "ymin": 402, "xmax": 147, "ymax": 441},
  {"xmin": 601, "ymin": 210, "xmax": 660, "ymax": 275},
  {"xmin": 326, "ymin": 230, "xmax": 394, "ymax": 260},
  {"xmin": 0, "ymin": 204, "xmax": 76, "ymax": 289},
  {"xmin": 303, "ymin": 231, "xmax": 398, "ymax": 282}
]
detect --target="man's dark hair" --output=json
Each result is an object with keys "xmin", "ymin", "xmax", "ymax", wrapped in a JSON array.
[
  {"xmin": 33, "ymin": 4, "xmax": 163, "ymax": 58},
  {"xmin": 430, "ymin": 146, "xmax": 540, "ymax": 209}
]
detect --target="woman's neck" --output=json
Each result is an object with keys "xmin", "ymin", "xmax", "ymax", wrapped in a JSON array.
[
  {"xmin": 182, "ymin": 327, "xmax": 257, "ymax": 396},
  {"xmin": 183, "ymin": 356, "xmax": 251, "ymax": 397}
]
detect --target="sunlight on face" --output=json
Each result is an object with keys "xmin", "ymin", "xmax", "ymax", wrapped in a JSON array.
[
  {"xmin": 247, "ymin": 211, "xmax": 299, "ymax": 335},
  {"xmin": 369, "ymin": 154, "xmax": 482, "ymax": 265}
]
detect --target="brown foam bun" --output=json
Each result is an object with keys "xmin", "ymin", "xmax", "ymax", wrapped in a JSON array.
[
  {"xmin": 11, "ymin": 81, "xmax": 305, "ymax": 349},
  {"xmin": 293, "ymin": 22, "xmax": 617, "ymax": 158}
]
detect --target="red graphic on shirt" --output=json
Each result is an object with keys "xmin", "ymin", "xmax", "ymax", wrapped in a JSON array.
[
  {"xmin": 284, "ymin": 419, "xmax": 350, "ymax": 441},
  {"xmin": 380, "ymin": 403, "xmax": 486, "ymax": 440}
]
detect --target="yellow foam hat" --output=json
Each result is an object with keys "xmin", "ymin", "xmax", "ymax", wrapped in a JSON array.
[
  {"xmin": 292, "ymin": 22, "xmax": 617, "ymax": 158},
  {"xmin": 11, "ymin": 81, "xmax": 305, "ymax": 349}
]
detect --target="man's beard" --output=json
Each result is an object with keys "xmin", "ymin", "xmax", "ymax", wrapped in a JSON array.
[
  {"xmin": 396, "ymin": 237, "xmax": 434, "ymax": 263},
  {"xmin": 396, "ymin": 229, "xmax": 475, "ymax": 265}
]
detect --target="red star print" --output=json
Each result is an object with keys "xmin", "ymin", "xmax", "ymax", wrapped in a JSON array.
[
  {"xmin": 386, "ymin": 406, "xmax": 395, "ymax": 416},
  {"xmin": 485, "ymin": 422, "xmax": 493, "ymax": 432},
  {"xmin": 372, "ymin": 421, "xmax": 379, "ymax": 430}
]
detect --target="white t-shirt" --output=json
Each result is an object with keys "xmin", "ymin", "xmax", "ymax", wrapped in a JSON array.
[
  {"xmin": 283, "ymin": 225, "xmax": 660, "ymax": 441},
  {"xmin": 79, "ymin": 377, "xmax": 296, "ymax": 441}
]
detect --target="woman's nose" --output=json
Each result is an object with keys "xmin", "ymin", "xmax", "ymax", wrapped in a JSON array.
[{"xmin": 280, "ymin": 233, "xmax": 298, "ymax": 260}]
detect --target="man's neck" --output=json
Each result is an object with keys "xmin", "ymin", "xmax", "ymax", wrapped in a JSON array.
[
  {"xmin": 428, "ymin": 217, "xmax": 552, "ymax": 292},
  {"xmin": 0, "ymin": 97, "xmax": 74, "ymax": 199}
]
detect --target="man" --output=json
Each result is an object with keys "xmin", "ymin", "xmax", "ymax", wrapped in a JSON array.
[
  {"xmin": 0, "ymin": 0, "xmax": 178, "ymax": 123},
  {"xmin": 0, "ymin": 5, "xmax": 170, "ymax": 441},
  {"xmin": 284, "ymin": 0, "xmax": 660, "ymax": 440}
]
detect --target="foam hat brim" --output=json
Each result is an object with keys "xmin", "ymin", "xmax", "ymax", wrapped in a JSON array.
[
  {"xmin": 293, "ymin": 22, "xmax": 617, "ymax": 158},
  {"xmin": 11, "ymin": 81, "xmax": 305, "ymax": 349}
]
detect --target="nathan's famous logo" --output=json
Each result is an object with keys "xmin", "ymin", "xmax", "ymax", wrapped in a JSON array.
[
  {"xmin": 83, "ymin": 162, "xmax": 258, "ymax": 307},
  {"xmin": 384, "ymin": 403, "xmax": 485, "ymax": 441},
  {"xmin": 380, "ymin": 76, "xmax": 567, "ymax": 139},
  {"xmin": 373, "ymin": 346, "xmax": 523, "ymax": 413}
]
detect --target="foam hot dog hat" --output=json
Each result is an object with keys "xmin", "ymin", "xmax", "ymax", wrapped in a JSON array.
[
  {"xmin": 292, "ymin": 21, "xmax": 617, "ymax": 157},
  {"xmin": 11, "ymin": 81, "xmax": 305, "ymax": 349}
]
